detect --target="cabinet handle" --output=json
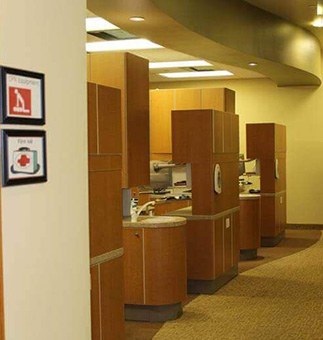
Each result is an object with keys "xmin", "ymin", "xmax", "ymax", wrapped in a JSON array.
[{"xmin": 134, "ymin": 232, "xmax": 140, "ymax": 237}]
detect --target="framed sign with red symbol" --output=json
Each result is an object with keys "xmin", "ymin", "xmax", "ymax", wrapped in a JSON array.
[
  {"xmin": 2, "ymin": 129, "xmax": 47, "ymax": 186},
  {"xmin": 0, "ymin": 66, "xmax": 45, "ymax": 125}
]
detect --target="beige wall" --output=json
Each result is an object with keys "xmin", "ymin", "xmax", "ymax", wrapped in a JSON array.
[
  {"xmin": 152, "ymin": 77, "xmax": 323, "ymax": 225},
  {"xmin": 0, "ymin": 1, "xmax": 91, "ymax": 339}
]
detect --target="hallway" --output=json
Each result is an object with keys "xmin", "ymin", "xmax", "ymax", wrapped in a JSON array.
[{"xmin": 126, "ymin": 229, "xmax": 322, "ymax": 339}]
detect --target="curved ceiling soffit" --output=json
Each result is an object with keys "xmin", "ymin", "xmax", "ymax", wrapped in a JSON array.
[{"xmin": 88, "ymin": 0, "xmax": 321, "ymax": 86}]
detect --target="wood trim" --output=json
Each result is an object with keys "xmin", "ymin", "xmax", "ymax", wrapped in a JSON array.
[{"xmin": 90, "ymin": 248, "xmax": 124, "ymax": 266}]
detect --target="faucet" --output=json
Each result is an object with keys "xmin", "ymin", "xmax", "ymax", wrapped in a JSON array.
[{"xmin": 131, "ymin": 201, "xmax": 156, "ymax": 222}]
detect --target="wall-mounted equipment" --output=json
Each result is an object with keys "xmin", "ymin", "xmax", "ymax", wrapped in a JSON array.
[
  {"xmin": 275, "ymin": 158, "xmax": 279, "ymax": 179},
  {"xmin": 214, "ymin": 163, "xmax": 222, "ymax": 194}
]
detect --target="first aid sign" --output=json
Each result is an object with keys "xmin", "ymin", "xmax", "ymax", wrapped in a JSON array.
[{"xmin": 0, "ymin": 66, "xmax": 45, "ymax": 125}]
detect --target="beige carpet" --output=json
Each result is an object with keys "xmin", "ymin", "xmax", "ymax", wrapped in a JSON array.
[{"xmin": 154, "ymin": 232, "xmax": 323, "ymax": 340}]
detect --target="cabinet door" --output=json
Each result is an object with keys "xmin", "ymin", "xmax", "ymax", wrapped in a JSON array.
[
  {"xmin": 100, "ymin": 258, "xmax": 125, "ymax": 340},
  {"xmin": 90, "ymin": 266, "xmax": 100, "ymax": 340},
  {"xmin": 186, "ymin": 220, "xmax": 215, "ymax": 280},
  {"xmin": 123, "ymin": 228, "xmax": 144, "ymax": 304},
  {"xmin": 276, "ymin": 192, "xmax": 287, "ymax": 233},
  {"xmin": 89, "ymin": 169, "xmax": 122, "ymax": 258},
  {"xmin": 275, "ymin": 124, "xmax": 286, "ymax": 153},
  {"xmin": 223, "ymin": 112, "xmax": 239, "ymax": 153},
  {"xmin": 261, "ymin": 196, "xmax": 276, "ymax": 237},
  {"xmin": 126, "ymin": 53, "xmax": 150, "ymax": 187},
  {"xmin": 232, "ymin": 211, "xmax": 240, "ymax": 266},
  {"xmin": 175, "ymin": 88, "xmax": 201, "ymax": 109},
  {"xmin": 223, "ymin": 215, "xmax": 233, "ymax": 272},
  {"xmin": 97, "ymin": 85, "xmax": 122, "ymax": 154},
  {"xmin": 150, "ymin": 89, "xmax": 174, "ymax": 154},
  {"xmin": 144, "ymin": 227, "xmax": 187, "ymax": 305},
  {"xmin": 201, "ymin": 88, "xmax": 235, "ymax": 113},
  {"xmin": 91, "ymin": 258, "xmax": 125, "ymax": 340},
  {"xmin": 214, "ymin": 219, "xmax": 224, "ymax": 277}
]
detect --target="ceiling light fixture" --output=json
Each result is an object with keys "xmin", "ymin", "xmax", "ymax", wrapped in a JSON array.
[
  {"xmin": 248, "ymin": 62, "xmax": 258, "ymax": 67},
  {"xmin": 317, "ymin": 0, "xmax": 323, "ymax": 15},
  {"xmin": 149, "ymin": 60, "xmax": 212, "ymax": 69},
  {"xmin": 86, "ymin": 17, "xmax": 119, "ymax": 32},
  {"xmin": 159, "ymin": 70, "xmax": 234, "ymax": 79},
  {"xmin": 312, "ymin": 15, "xmax": 323, "ymax": 27},
  {"xmin": 129, "ymin": 16, "xmax": 145, "ymax": 22},
  {"xmin": 86, "ymin": 39, "xmax": 163, "ymax": 52}
]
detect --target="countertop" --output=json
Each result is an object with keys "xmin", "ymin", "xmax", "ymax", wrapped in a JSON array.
[
  {"xmin": 166, "ymin": 206, "xmax": 240, "ymax": 220},
  {"xmin": 123, "ymin": 215, "xmax": 187, "ymax": 228},
  {"xmin": 239, "ymin": 193, "xmax": 261, "ymax": 200}
]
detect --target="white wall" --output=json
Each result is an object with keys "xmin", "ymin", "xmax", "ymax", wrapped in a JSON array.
[
  {"xmin": 0, "ymin": 1, "xmax": 91, "ymax": 339},
  {"xmin": 152, "ymin": 75, "xmax": 323, "ymax": 225}
]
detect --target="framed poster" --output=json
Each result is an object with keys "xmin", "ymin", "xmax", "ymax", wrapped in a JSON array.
[
  {"xmin": 0, "ymin": 66, "xmax": 45, "ymax": 125},
  {"xmin": 2, "ymin": 129, "xmax": 47, "ymax": 186}
]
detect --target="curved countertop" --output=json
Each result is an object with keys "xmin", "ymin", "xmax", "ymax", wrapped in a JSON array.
[
  {"xmin": 123, "ymin": 215, "xmax": 186, "ymax": 228},
  {"xmin": 239, "ymin": 193, "xmax": 261, "ymax": 200}
]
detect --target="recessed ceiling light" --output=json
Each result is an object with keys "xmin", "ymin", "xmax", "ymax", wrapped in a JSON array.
[
  {"xmin": 149, "ymin": 60, "xmax": 212, "ymax": 69},
  {"xmin": 86, "ymin": 39, "xmax": 163, "ymax": 52},
  {"xmin": 312, "ymin": 16, "xmax": 323, "ymax": 27},
  {"xmin": 86, "ymin": 17, "xmax": 119, "ymax": 32},
  {"xmin": 129, "ymin": 16, "xmax": 145, "ymax": 22},
  {"xmin": 248, "ymin": 62, "xmax": 258, "ymax": 67},
  {"xmin": 159, "ymin": 70, "xmax": 234, "ymax": 79}
]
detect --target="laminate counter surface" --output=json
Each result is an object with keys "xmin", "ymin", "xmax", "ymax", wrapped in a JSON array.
[{"xmin": 123, "ymin": 216, "xmax": 186, "ymax": 228}]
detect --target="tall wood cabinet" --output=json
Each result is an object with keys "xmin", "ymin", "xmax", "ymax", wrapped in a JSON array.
[
  {"xmin": 150, "ymin": 88, "xmax": 235, "ymax": 159},
  {"xmin": 88, "ymin": 52, "xmax": 150, "ymax": 188},
  {"xmin": 88, "ymin": 83, "xmax": 125, "ymax": 339},
  {"xmin": 246, "ymin": 123, "xmax": 287, "ymax": 246},
  {"xmin": 171, "ymin": 108, "xmax": 240, "ymax": 294}
]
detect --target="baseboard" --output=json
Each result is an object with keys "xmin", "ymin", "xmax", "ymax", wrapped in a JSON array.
[
  {"xmin": 125, "ymin": 303, "xmax": 183, "ymax": 322},
  {"xmin": 187, "ymin": 266, "xmax": 238, "ymax": 295},
  {"xmin": 286, "ymin": 224, "xmax": 323, "ymax": 230},
  {"xmin": 240, "ymin": 249, "xmax": 257, "ymax": 261},
  {"xmin": 261, "ymin": 230, "xmax": 285, "ymax": 247}
]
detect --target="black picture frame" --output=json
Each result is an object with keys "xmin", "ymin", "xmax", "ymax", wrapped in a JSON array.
[
  {"xmin": 2, "ymin": 129, "xmax": 47, "ymax": 187},
  {"xmin": 0, "ymin": 66, "xmax": 45, "ymax": 125}
]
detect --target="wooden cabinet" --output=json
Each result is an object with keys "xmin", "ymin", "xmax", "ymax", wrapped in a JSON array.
[
  {"xmin": 150, "ymin": 90, "xmax": 174, "ymax": 154},
  {"xmin": 88, "ymin": 52, "xmax": 150, "ymax": 188},
  {"xmin": 172, "ymin": 109, "xmax": 239, "ymax": 215},
  {"xmin": 123, "ymin": 225, "xmax": 187, "ymax": 321},
  {"xmin": 246, "ymin": 123, "xmax": 286, "ymax": 245},
  {"xmin": 88, "ymin": 82, "xmax": 124, "ymax": 339},
  {"xmin": 150, "ymin": 88, "xmax": 235, "ymax": 158},
  {"xmin": 185, "ymin": 211, "xmax": 239, "ymax": 294},
  {"xmin": 91, "ymin": 258, "xmax": 124, "ymax": 340},
  {"xmin": 239, "ymin": 195, "xmax": 261, "ymax": 260},
  {"xmin": 170, "ymin": 106, "xmax": 239, "ymax": 294}
]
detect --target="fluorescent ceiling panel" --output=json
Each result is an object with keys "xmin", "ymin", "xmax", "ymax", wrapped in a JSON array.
[
  {"xmin": 86, "ymin": 17, "xmax": 119, "ymax": 32},
  {"xmin": 159, "ymin": 70, "xmax": 234, "ymax": 78},
  {"xmin": 86, "ymin": 39, "xmax": 164, "ymax": 52},
  {"xmin": 318, "ymin": 0, "xmax": 323, "ymax": 15},
  {"xmin": 312, "ymin": 16, "xmax": 323, "ymax": 27},
  {"xmin": 149, "ymin": 60, "xmax": 212, "ymax": 69}
]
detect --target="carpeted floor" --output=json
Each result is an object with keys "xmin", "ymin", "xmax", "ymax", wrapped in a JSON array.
[{"xmin": 154, "ymin": 232, "xmax": 323, "ymax": 339}]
